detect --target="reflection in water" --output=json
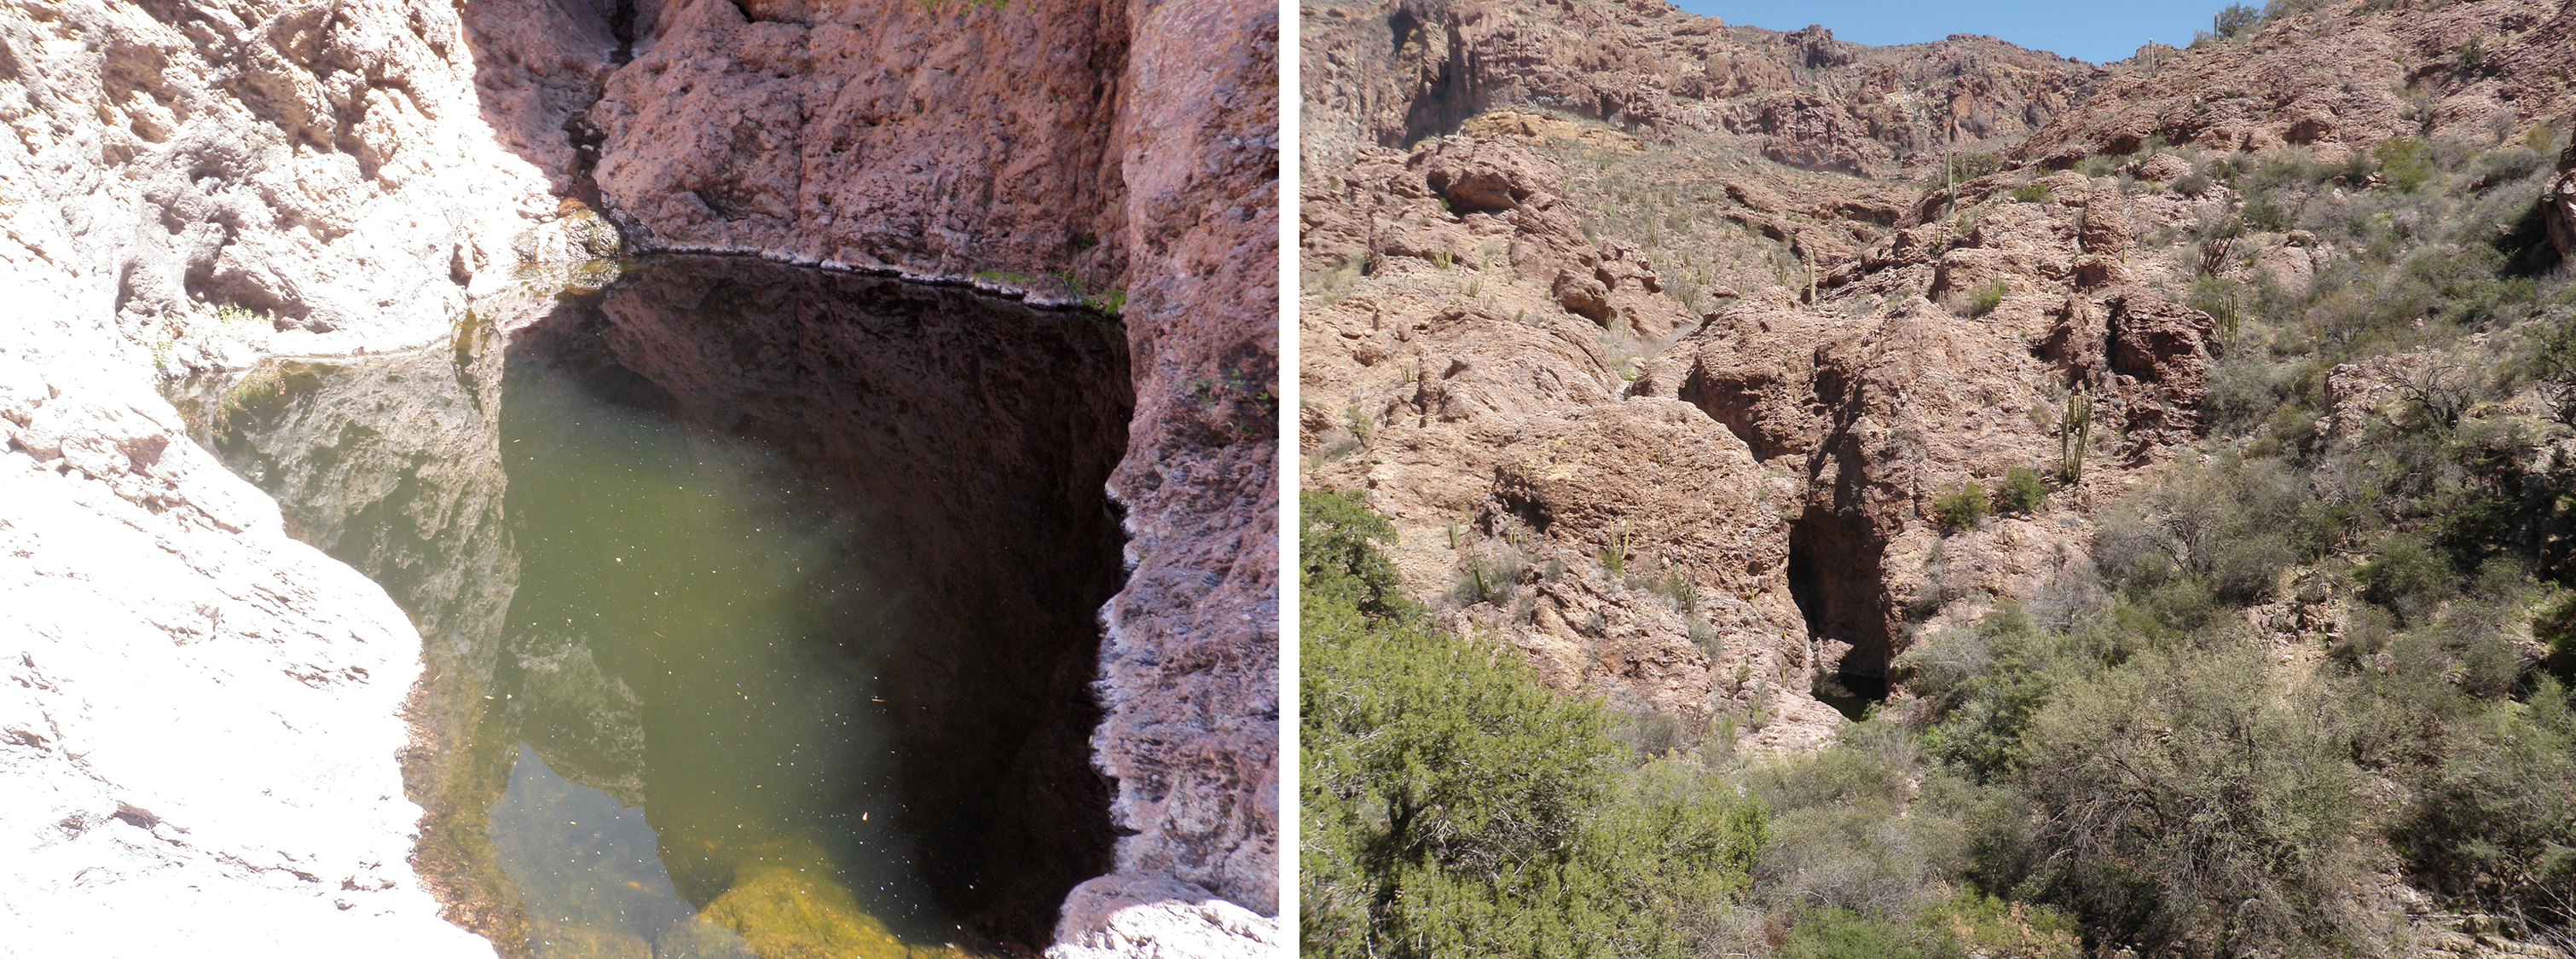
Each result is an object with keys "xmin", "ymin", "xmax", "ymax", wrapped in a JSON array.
[
  {"xmin": 488, "ymin": 746, "xmax": 749, "ymax": 957},
  {"xmin": 169, "ymin": 257, "xmax": 1131, "ymax": 957},
  {"xmin": 492, "ymin": 341, "xmax": 957, "ymax": 956}
]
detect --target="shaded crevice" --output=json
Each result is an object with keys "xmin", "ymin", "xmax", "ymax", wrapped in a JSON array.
[
  {"xmin": 1786, "ymin": 507, "xmax": 1893, "ymax": 710},
  {"xmin": 1392, "ymin": 3, "xmax": 1481, "ymax": 147}
]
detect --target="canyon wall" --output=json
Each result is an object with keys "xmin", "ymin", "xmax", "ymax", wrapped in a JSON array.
[
  {"xmin": 1301, "ymin": 0, "xmax": 2098, "ymax": 176},
  {"xmin": 568, "ymin": 0, "xmax": 1284, "ymax": 948},
  {"xmin": 0, "ymin": 0, "xmax": 1277, "ymax": 953},
  {"xmin": 2012, "ymin": 0, "xmax": 2575, "ymax": 168},
  {"xmin": 0, "ymin": 0, "xmax": 570, "ymax": 952},
  {"xmin": 1296, "ymin": 0, "xmax": 2225, "ymax": 754}
]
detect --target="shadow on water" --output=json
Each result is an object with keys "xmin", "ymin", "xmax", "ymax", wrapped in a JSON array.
[{"xmin": 168, "ymin": 257, "xmax": 1132, "ymax": 957}]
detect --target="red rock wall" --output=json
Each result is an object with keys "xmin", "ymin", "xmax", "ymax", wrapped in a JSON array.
[
  {"xmin": 593, "ymin": 0, "xmax": 1132, "ymax": 289},
  {"xmin": 580, "ymin": 0, "xmax": 1282, "ymax": 941}
]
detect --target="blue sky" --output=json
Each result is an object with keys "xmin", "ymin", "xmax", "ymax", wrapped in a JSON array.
[{"xmin": 1672, "ymin": 0, "xmax": 2233, "ymax": 64}]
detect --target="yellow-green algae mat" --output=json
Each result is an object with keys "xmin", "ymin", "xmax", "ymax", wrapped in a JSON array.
[{"xmin": 491, "ymin": 747, "xmax": 981, "ymax": 959}]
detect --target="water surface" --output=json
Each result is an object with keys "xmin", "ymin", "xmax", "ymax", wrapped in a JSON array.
[{"xmin": 172, "ymin": 257, "xmax": 1132, "ymax": 956}]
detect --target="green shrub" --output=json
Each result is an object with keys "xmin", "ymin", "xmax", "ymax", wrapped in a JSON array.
[
  {"xmin": 214, "ymin": 303, "xmax": 270, "ymax": 327},
  {"xmin": 2260, "ymin": 0, "xmax": 2327, "ymax": 20},
  {"xmin": 2003, "ymin": 646, "xmax": 2375, "ymax": 956},
  {"xmin": 1777, "ymin": 910, "xmax": 1928, "ymax": 959},
  {"xmin": 1599, "ymin": 526, "xmax": 1630, "ymax": 577},
  {"xmin": 2537, "ymin": 592, "xmax": 2576, "ymax": 680},
  {"xmin": 1946, "ymin": 152, "xmax": 2004, "ymax": 183},
  {"xmin": 1997, "ymin": 466, "xmax": 2047, "ymax": 514},
  {"xmin": 1450, "ymin": 546, "xmax": 1526, "ymax": 608},
  {"xmin": 2172, "ymin": 170, "xmax": 2214, "ymax": 196},
  {"xmin": 2382, "ymin": 679, "xmax": 2576, "ymax": 929},
  {"xmin": 1934, "ymin": 481, "xmax": 1989, "ymax": 530},
  {"xmin": 1747, "ymin": 739, "xmax": 1972, "ymax": 920},
  {"xmin": 2186, "ymin": 275, "xmax": 2243, "ymax": 344},
  {"xmin": 2358, "ymin": 533, "xmax": 2452, "ymax": 624},
  {"xmin": 2241, "ymin": 194, "xmax": 2293, "ymax": 232},
  {"xmin": 2214, "ymin": 3, "xmax": 2259, "ymax": 37},
  {"xmin": 1303, "ymin": 493, "xmax": 1768, "ymax": 958},
  {"xmin": 2009, "ymin": 182, "xmax": 2055, "ymax": 204},
  {"xmin": 1899, "ymin": 606, "xmax": 2066, "ymax": 782},
  {"xmin": 1302, "ymin": 491, "xmax": 1416, "ymax": 622},
  {"xmin": 1966, "ymin": 280, "xmax": 2008, "ymax": 317},
  {"xmin": 1925, "ymin": 894, "xmax": 2081, "ymax": 958},
  {"xmin": 2375, "ymin": 137, "xmax": 2431, "ymax": 193},
  {"xmin": 2453, "ymin": 39, "xmax": 2486, "ymax": 71}
]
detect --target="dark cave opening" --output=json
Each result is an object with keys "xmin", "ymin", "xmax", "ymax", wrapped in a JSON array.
[{"xmin": 1787, "ymin": 508, "xmax": 1894, "ymax": 718}]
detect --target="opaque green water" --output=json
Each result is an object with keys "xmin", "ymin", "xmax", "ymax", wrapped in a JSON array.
[
  {"xmin": 487, "ymin": 348, "xmax": 954, "ymax": 957},
  {"xmin": 172, "ymin": 257, "xmax": 1133, "ymax": 958}
]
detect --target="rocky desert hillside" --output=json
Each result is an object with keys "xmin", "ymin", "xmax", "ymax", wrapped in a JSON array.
[
  {"xmin": 1301, "ymin": 0, "xmax": 2576, "ymax": 955},
  {"xmin": 0, "ymin": 0, "xmax": 1276, "ymax": 955}
]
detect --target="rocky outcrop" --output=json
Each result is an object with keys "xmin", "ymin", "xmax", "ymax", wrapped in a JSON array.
[
  {"xmin": 1302, "ymin": 0, "xmax": 2100, "ymax": 176},
  {"xmin": 1302, "ymin": 132, "xmax": 1850, "ymax": 753},
  {"xmin": 2012, "ymin": 0, "xmax": 2576, "ymax": 169},
  {"xmin": 0, "ymin": 385, "xmax": 489, "ymax": 957},
  {"xmin": 0, "ymin": 0, "xmax": 580, "ymax": 950},
  {"xmin": 590, "ymin": 0, "xmax": 1129, "ymax": 290},
  {"xmin": 1077, "ymin": 0, "xmax": 1281, "ymax": 934},
  {"xmin": 1304, "ymin": 50, "xmax": 2223, "ymax": 754},
  {"xmin": 161, "ymin": 331, "xmax": 528, "ymax": 950},
  {"xmin": 2550, "ymin": 127, "xmax": 2576, "ymax": 265}
]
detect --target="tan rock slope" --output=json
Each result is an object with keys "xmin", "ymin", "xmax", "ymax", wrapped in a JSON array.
[
  {"xmin": 1300, "ymin": 0, "xmax": 2284, "ymax": 755},
  {"xmin": 1303, "ymin": 0, "xmax": 2572, "ymax": 796},
  {"xmin": 2, "ymin": 0, "xmax": 1277, "ymax": 953},
  {"xmin": 1303, "ymin": 0, "xmax": 2098, "ymax": 177},
  {"xmin": 2014, "ymin": 0, "xmax": 2576, "ymax": 168}
]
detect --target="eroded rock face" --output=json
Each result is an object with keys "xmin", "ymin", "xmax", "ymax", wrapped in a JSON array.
[
  {"xmin": 2012, "ymin": 0, "xmax": 2576, "ymax": 168},
  {"xmin": 0, "ymin": 0, "xmax": 578, "ymax": 950},
  {"xmin": 3, "ymin": 0, "xmax": 599, "ymax": 350},
  {"xmin": 163, "ymin": 333, "xmax": 530, "ymax": 950},
  {"xmin": 1303, "ymin": 130, "xmax": 1849, "ymax": 754},
  {"xmin": 0, "ymin": 334, "xmax": 491, "ymax": 956},
  {"xmin": 590, "ymin": 0, "xmax": 1129, "ymax": 291},
  {"xmin": 1078, "ymin": 0, "xmax": 1282, "ymax": 933},
  {"xmin": 1302, "ymin": 0, "xmax": 2098, "ymax": 176}
]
